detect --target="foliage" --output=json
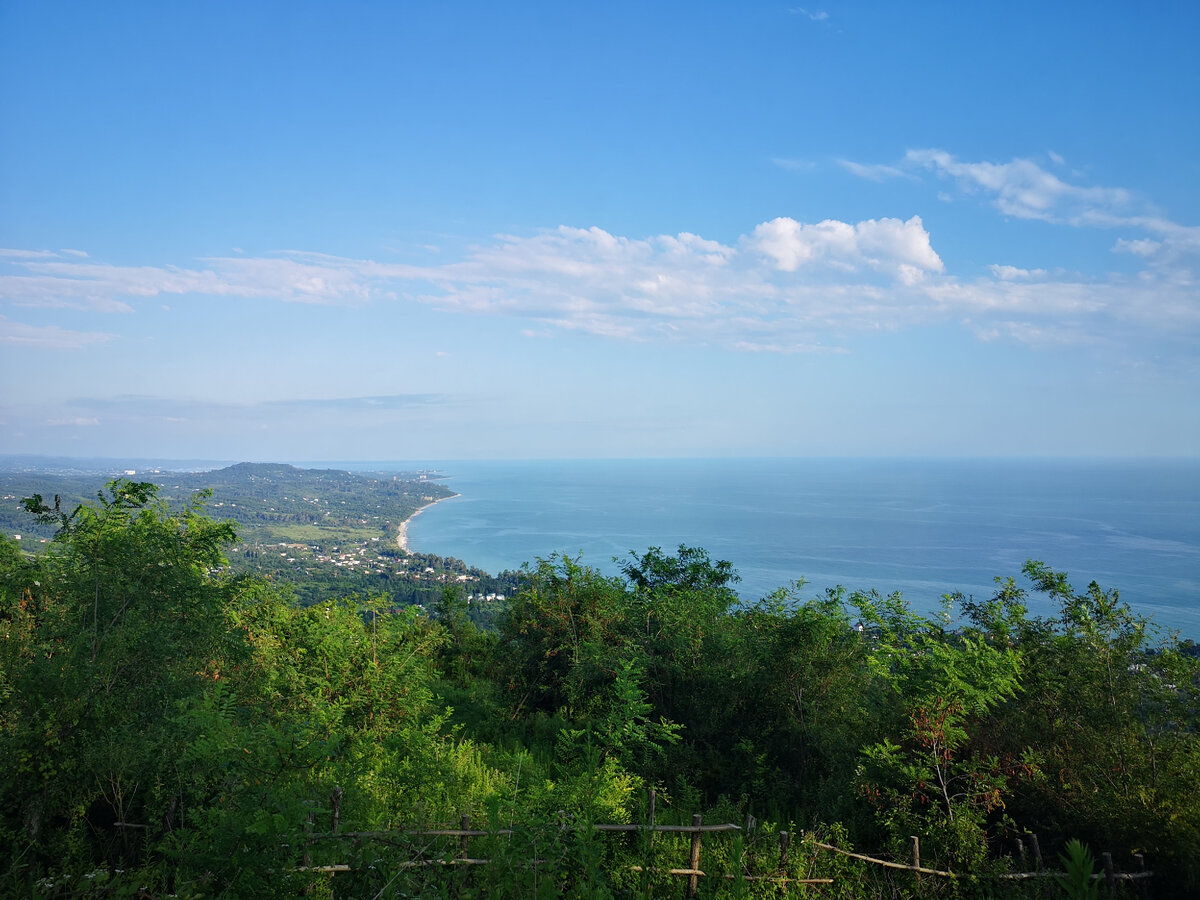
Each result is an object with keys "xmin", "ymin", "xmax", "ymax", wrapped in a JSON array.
[
  {"xmin": 3, "ymin": 482, "xmax": 238, "ymax": 884},
  {"xmin": 1056, "ymin": 839, "xmax": 1100, "ymax": 900},
  {"xmin": 725, "ymin": 587, "xmax": 878, "ymax": 819},
  {"xmin": 0, "ymin": 481, "xmax": 509, "ymax": 897},
  {"xmin": 497, "ymin": 552, "xmax": 683, "ymax": 776},
  {"xmin": 3, "ymin": 481, "xmax": 1198, "ymax": 896},
  {"xmin": 856, "ymin": 619, "xmax": 1023, "ymax": 869},
  {"xmin": 967, "ymin": 563, "xmax": 1200, "ymax": 888}
]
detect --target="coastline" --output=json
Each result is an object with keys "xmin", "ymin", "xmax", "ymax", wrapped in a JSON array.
[{"xmin": 397, "ymin": 493, "xmax": 459, "ymax": 553}]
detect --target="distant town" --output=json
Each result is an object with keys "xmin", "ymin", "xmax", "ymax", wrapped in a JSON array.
[{"xmin": 0, "ymin": 460, "xmax": 522, "ymax": 622}]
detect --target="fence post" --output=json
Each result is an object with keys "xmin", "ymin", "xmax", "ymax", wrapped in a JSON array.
[
  {"xmin": 1030, "ymin": 833, "xmax": 1042, "ymax": 869},
  {"xmin": 1102, "ymin": 852, "xmax": 1115, "ymax": 891},
  {"xmin": 642, "ymin": 790, "xmax": 657, "ymax": 890},
  {"xmin": 460, "ymin": 814, "xmax": 471, "ymax": 861},
  {"xmin": 910, "ymin": 835, "xmax": 921, "ymax": 887},
  {"xmin": 777, "ymin": 831, "xmax": 790, "ymax": 869},
  {"xmin": 687, "ymin": 814, "xmax": 703, "ymax": 898},
  {"xmin": 331, "ymin": 786, "xmax": 343, "ymax": 835},
  {"xmin": 738, "ymin": 815, "xmax": 755, "ymax": 877}
]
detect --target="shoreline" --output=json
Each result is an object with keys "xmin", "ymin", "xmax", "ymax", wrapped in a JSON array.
[{"xmin": 397, "ymin": 493, "xmax": 460, "ymax": 553}]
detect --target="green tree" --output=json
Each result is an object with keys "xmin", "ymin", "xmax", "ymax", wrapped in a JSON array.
[
  {"xmin": 971, "ymin": 563, "xmax": 1200, "ymax": 889},
  {"xmin": 855, "ymin": 594, "xmax": 1023, "ymax": 870},
  {"xmin": 497, "ymin": 554, "xmax": 681, "ymax": 786},
  {"xmin": 499, "ymin": 553, "xmax": 631, "ymax": 720},
  {"xmin": 2, "ymin": 480, "xmax": 514, "ymax": 897},
  {"xmin": 1, "ymin": 480, "xmax": 238, "ymax": 887},
  {"xmin": 721, "ymin": 587, "xmax": 876, "ymax": 819}
]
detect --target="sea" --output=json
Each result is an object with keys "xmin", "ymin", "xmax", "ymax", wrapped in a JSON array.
[{"xmin": 394, "ymin": 458, "xmax": 1200, "ymax": 638}]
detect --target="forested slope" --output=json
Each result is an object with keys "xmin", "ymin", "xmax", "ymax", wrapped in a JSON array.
[{"xmin": 2, "ymin": 482, "xmax": 1197, "ymax": 898}]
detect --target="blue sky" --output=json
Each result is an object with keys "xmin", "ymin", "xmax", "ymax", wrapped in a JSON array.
[{"xmin": 2, "ymin": 1, "xmax": 1198, "ymax": 461}]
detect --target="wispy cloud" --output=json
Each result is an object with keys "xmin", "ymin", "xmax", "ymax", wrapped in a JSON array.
[
  {"xmin": 905, "ymin": 148, "xmax": 1137, "ymax": 224},
  {"xmin": 834, "ymin": 149, "xmax": 1200, "ymax": 341},
  {"xmin": 840, "ymin": 148, "xmax": 1149, "ymax": 227},
  {"xmin": 903, "ymin": 152, "xmax": 1200, "ymax": 288},
  {"xmin": 0, "ymin": 249, "xmax": 60, "ymax": 259},
  {"xmin": 924, "ymin": 273, "xmax": 1200, "ymax": 352},
  {"xmin": 0, "ymin": 315, "xmax": 116, "ymax": 349},
  {"xmin": 837, "ymin": 159, "xmax": 909, "ymax": 182},
  {"xmin": 988, "ymin": 264, "xmax": 1050, "ymax": 281},
  {"xmin": 0, "ymin": 249, "xmax": 431, "ymax": 311},
  {"xmin": 790, "ymin": 7, "xmax": 829, "ymax": 22}
]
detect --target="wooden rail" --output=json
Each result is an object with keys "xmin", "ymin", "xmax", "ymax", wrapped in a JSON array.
[
  {"xmin": 295, "ymin": 788, "xmax": 1153, "ymax": 895},
  {"xmin": 304, "ymin": 802, "xmax": 816, "ymax": 896},
  {"xmin": 813, "ymin": 835, "xmax": 1153, "ymax": 887}
]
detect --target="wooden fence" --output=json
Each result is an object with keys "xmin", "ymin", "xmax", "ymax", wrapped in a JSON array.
[
  {"xmin": 292, "ymin": 788, "xmax": 1153, "ymax": 896},
  {"xmin": 814, "ymin": 835, "xmax": 1154, "ymax": 892},
  {"xmin": 301, "ymin": 789, "xmax": 831, "ymax": 896}
]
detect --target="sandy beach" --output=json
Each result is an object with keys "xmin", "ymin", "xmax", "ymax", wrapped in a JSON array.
[{"xmin": 396, "ymin": 493, "xmax": 459, "ymax": 553}]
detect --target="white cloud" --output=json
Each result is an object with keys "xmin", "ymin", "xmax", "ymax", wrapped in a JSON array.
[
  {"xmin": 970, "ymin": 320, "xmax": 1089, "ymax": 347},
  {"xmin": 838, "ymin": 159, "xmax": 909, "ymax": 182},
  {"xmin": 0, "ymin": 249, "xmax": 415, "ymax": 310},
  {"xmin": 905, "ymin": 148, "xmax": 1136, "ymax": 223},
  {"xmin": 1110, "ymin": 219, "xmax": 1200, "ymax": 277},
  {"xmin": 0, "ymin": 315, "xmax": 115, "ymax": 349},
  {"xmin": 3, "ymin": 190, "xmax": 1197, "ymax": 356},
  {"xmin": 0, "ymin": 249, "xmax": 59, "ymax": 259},
  {"xmin": 926, "ymin": 272, "xmax": 1200, "ymax": 351},
  {"xmin": 748, "ymin": 215, "xmax": 943, "ymax": 282},
  {"xmin": 1113, "ymin": 238, "xmax": 1160, "ymax": 258},
  {"xmin": 201, "ymin": 255, "xmax": 377, "ymax": 303},
  {"xmin": 989, "ymin": 264, "xmax": 1049, "ymax": 281},
  {"xmin": 47, "ymin": 417, "xmax": 100, "ymax": 427},
  {"xmin": 0, "ymin": 274, "xmax": 137, "ymax": 312},
  {"xmin": 830, "ymin": 149, "xmax": 1199, "ymax": 342},
  {"xmin": 842, "ymin": 148, "xmax": 1156, "ymax": 231},
  {"xmin": 748, "ymin": 218, "xmax": 852, "ymax": 271}
]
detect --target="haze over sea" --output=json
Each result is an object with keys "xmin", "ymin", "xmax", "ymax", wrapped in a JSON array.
[{"xmin": 396, "ymin": 459, "xmax": 1200, "ymax": 639}]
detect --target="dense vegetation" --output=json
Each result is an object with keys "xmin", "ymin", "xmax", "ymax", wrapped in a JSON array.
[{"xmin": 2, "ymin": 481, "xmax": 1197, "ymax": 898}]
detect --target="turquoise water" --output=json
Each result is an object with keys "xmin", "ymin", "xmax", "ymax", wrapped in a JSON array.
[{"xmin": 399, "ymin": 459, "xmax": 1200, "ymax": 637}]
